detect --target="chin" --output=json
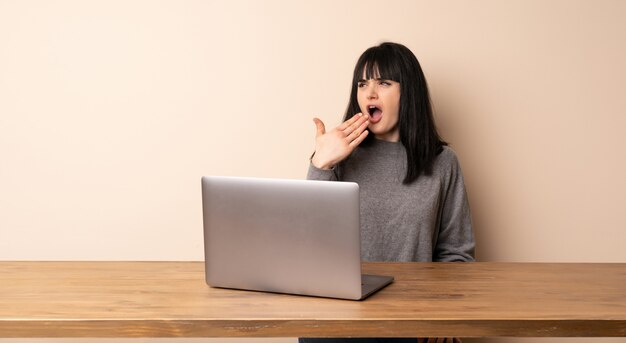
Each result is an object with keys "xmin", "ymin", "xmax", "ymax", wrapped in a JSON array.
[{"xmin": 368, "ymin": 125, "xmax": 386, "ymax": 135}]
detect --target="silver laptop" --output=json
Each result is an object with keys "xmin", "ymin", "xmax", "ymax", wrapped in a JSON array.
[{"xmin": 201, "ymin": 175, "xmax": 393, "ymax": 300}]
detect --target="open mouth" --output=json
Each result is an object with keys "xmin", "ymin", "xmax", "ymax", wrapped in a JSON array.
[{"xmin": 367, "ymin": 105, "xmax": 383, "ymax": 123}]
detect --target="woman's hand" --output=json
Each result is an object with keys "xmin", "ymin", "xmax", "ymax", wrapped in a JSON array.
[{"xmin": 310, "ymin": 113, "xmax": 369, "ymax": 170}]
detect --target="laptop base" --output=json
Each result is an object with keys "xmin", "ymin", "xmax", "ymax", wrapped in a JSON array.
[{"xmin": 361, "ymin": 274, "xmax": 394, "ymax": 300}]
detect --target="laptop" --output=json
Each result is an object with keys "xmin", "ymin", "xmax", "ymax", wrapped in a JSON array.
[{"xmin": 201, "ymin": 175, "xmax": 393, "ymax": 300}]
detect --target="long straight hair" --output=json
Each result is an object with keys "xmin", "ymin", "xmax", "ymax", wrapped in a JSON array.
[{"xmin": 344, "ymin": 42, "xmax": 447, "ymax": 184}]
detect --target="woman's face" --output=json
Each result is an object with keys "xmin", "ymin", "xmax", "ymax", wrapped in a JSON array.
[{"xmin": 357, "ymin": 71, "xmax": 401, "ymax": 142}]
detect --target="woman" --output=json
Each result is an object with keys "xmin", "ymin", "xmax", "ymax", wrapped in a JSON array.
[{"xmin": 302, "ymin": 42, "xmax": 474, "ymax": 343}]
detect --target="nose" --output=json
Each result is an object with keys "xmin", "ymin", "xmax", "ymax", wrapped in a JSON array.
[{"xmin": 366, "ymin": 84, "xmax": 378, "ymax": 99}]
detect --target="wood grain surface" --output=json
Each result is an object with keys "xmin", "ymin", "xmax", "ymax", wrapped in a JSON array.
[{"xmin": 0, "ymin": 262, "xmax": 624, "ymax": 337}]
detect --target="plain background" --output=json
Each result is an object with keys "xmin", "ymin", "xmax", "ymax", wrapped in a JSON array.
[{"xmin": 1, "ymin": 1, "xmax": 625, "ymax": 342}]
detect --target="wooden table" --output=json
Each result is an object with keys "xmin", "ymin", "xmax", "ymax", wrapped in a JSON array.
[{"xmin": 0, "ymin": 262, "xmax": 625, "ymax": 337}]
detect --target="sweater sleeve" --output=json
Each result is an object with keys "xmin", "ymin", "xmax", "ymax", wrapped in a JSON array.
[
  {"xmin": 306, "ymin": 163, "xmax": 339, "ymax": 181},
  {"xmin": 434, "ymin": 151, "xmax": 476, "ymax": 262}
]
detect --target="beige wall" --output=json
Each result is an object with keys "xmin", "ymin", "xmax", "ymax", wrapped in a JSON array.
[{"xmin": 1, "ymin": 0, "xmax": 625, "ymax": 341}]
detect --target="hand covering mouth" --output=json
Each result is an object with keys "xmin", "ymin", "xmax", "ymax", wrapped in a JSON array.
[{"xmin": 367, "ymin": 105, "xmax": 383, "ymax": 123}]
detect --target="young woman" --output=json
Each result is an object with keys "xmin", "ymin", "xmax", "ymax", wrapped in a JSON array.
[
  {"xmin": 309, "ymin": 42, "xmax": 474, "ymax": 262},
  {"xmin": 301, "ymin": 42, "xmax": 474, "ymax": 343}
]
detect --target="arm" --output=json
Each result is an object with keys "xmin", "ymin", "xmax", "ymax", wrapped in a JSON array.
[
  {"xmin": 434, "ymin": 151, "xmax": 476, "ymax": 262},
  {"xmin": 306, "ymin": 161, "xmax": 339, "ymax": 181}
]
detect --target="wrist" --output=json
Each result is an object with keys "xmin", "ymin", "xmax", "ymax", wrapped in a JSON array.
[{"xmin": 310, "ymin": 153, "xmax": 334, "ymax": 170}]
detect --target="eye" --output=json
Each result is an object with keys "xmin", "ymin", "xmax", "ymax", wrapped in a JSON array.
[
  {"xmin": 379, "ymin": 81, "xmax": 391, "ymax": 86},
  {"xmin": 357, "ymin": 82, "xmax": 366, "ymax": 88}
]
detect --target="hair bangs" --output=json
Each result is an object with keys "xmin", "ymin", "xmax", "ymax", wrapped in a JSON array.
[{"xmin": 354, "ymin": 46, "xmax": 403, "ymax": 83}]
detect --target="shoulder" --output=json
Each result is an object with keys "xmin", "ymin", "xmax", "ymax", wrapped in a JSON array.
[
  {"xmin": 433, "ymin": 145, "xmax": 461, "ymax": 171},
  {"xmin": 430, "ymin": 146, "xmax": 467, "ymax": 187}
]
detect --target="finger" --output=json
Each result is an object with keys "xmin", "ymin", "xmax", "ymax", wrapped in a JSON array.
[
  {"xmin": 346, "ymin": 118, "xmax": 369, "ymax": 138},
  {"xmin": 337, "ymin": 113, "xmax": 363, "ymax": 131},
  {"xmin": 348, "ymin": 129, "xmax": 368, "ymax": 148},
  {"xmin": 342, "ymin": 114, "xmax": 369, "ymax": 136},
  {"xmin": 313, "ymin": 118, "xmax": 326, "ymax": 137},
  {"xmin": 345, "ymin": 121, "xmax": 367, "ymax": 141}
]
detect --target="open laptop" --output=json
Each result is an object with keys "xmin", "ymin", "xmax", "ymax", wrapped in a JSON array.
[{"xmin": 201, "ymin": 175, "xmax": 393, "ymax": 300}]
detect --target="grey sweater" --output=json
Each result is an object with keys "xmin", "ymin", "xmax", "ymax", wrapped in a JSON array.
[{"xmin": 307, "ymin": 139, "xmax": 475, "ymax": 262}]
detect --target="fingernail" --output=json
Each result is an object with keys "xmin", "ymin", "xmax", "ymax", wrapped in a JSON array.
[{"xmin": 357, "ymin": 113, "xmax": 363, "ymax": 116}]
